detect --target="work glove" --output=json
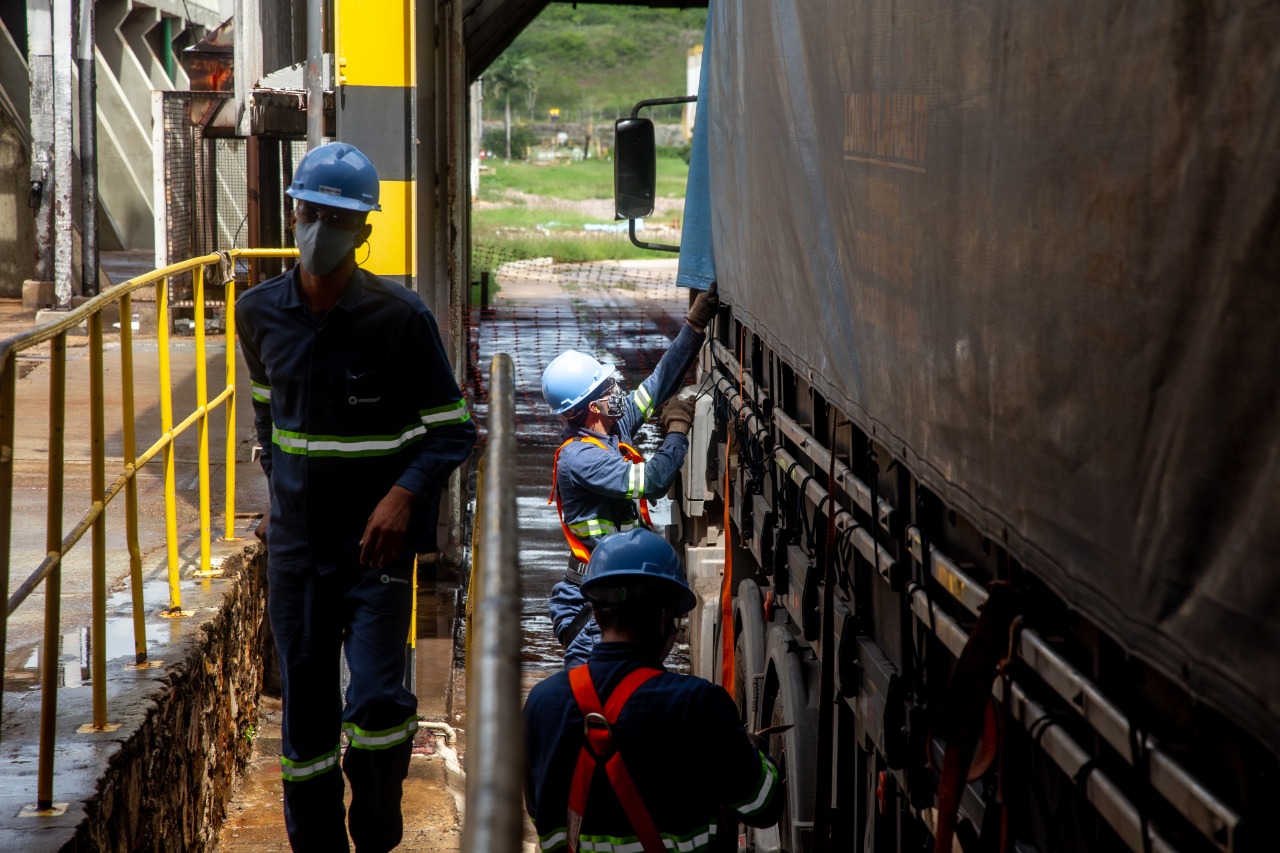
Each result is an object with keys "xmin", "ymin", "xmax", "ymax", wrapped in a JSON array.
[
  {"xmin": 686, "ymin": 283, "xmax": 719, "ymax": 332},
  {"xmin": 747, "ymin": 732, "xmax": 770, "ymax": 758},
  {"xmin": 661, "ymin": 396, "xmax": 696, "ymax": 436}
]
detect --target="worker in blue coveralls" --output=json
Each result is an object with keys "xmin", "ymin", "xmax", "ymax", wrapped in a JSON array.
[
  {"xmin": 541, "ymin": 284, "xmax": 718, "ymax": 667},
  {"xmin": 524, "ymin": 529, "xmax": 782, "ymax": 852},
  {"xmin": 236, "ymin": 141, "xmax": 476, "ymax": 853}
]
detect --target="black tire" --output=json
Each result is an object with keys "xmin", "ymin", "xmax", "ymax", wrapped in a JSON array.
[{"xmin": 769, "ymin": 699, "xmax": 796, "ymax": 852}]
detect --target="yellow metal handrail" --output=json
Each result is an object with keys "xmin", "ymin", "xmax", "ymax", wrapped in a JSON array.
[{"xmin": 0, "ymin": 248, "xmax": 296, "ymax": 811}]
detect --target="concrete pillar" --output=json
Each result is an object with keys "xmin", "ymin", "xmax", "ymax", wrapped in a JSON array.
[
  {"xmin": 25, "ymin": 0, "xmax": 55, "ymax": 303},
  {"xmin": 52, "ymin": 0, "xmax": 72, "ymax": 307}
]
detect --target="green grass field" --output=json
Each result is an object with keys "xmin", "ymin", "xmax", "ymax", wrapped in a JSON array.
[
  {"xmin": 472, "ymin": 156, "xmax": 689, "ymax": 270},
  {"xmin": 476, "ymin": 157, "xmax": 689, "ymax": 202}
]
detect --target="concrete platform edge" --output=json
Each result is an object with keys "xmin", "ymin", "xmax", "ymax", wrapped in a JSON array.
[
  {"xmin": 75, "ymin": 544, "xmax": 267, "ymax": 853},
  {"xmin": 1, "ymin": 544, "xmax": 269, "ymax": 853}
]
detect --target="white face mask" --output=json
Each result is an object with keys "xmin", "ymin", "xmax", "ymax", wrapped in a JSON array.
[{"xmin": 295, "ymin": 220, "xmax": 357, "ymax": 276}]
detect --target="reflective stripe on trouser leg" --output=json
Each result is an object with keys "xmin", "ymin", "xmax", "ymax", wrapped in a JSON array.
[
  {"xmin": 342, "ymin": 560, "xmax": 417, "ymax": 853},
  {"xmin": 268, "ymin": 567, "xmax": 349, "ymax": 853}
]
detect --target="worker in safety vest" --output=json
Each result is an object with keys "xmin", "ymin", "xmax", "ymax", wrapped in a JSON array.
[
  {"xmin": 542, "ymin": 285, "xmax": 717, "ymax": 666},
  {"xmin": 523, "ymin": 528, "xmax": 782, "ymax": 852},
  {"xmin": 237, "ymin": 141, "xmax": 476, "ymax": 853}
]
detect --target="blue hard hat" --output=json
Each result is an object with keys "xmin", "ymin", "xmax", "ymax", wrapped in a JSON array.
[
  {"xmin": 582, "ymin": 529, "xmax": 696, "ymax": 615},
  {"xmin": 287, "ymin": 142, "xmax": 382, "ymax": 212},
  {"xmin": 542, "ymin": 350, "xmax": 616, "ymax": 415}
]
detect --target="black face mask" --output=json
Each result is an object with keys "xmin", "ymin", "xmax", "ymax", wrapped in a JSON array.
[{"xmin": 594, "ymin": 385, "xmax": 626, "ymax": 419}]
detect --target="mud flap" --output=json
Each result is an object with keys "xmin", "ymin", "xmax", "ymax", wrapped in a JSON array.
[
  {"xmin": 734, "ymin": 578, "xmax": 767, "ymax": 729},
  {"xmin": 685, "ymin": 545, "xmax": 726, "ymax": 681}
]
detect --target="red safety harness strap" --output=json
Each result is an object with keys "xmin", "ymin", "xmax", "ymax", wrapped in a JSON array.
[
  {"xmin": 566, "ymin": 666, "xmax": 665, "ymax": 853},
  {"xmin": 549, "ymin": 437, "xmax": 654, "ymax": 564},
  {"xmin": 929, "ymin": 582, "xmax": 1020, "ymax": 853}
]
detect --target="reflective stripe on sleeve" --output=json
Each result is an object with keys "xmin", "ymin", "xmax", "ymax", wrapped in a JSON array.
[
  {"xmin": 632, "ymin": 385, "xmax": 654, "ymax": 418},
  {"xmin": 731, "ymin": 751, "xmax": 779, "ymax": 816},
  {"xmin": 251, "ymin": 381, "xmax": 271, "ymax": 403},
  {"xmin": 280, "ymin": 745, "xmax": 340, "ymax": 782},
  {"xmin": 625, "ymin": 462, "xmax": 646, "ymax": 498},
  {"xmin": 419, "ymin": 399, "xmax": 471, "ymax": 427},
  {"xmin": 343, "ymin": 715, "xmax": 419, "ymax": 750}
]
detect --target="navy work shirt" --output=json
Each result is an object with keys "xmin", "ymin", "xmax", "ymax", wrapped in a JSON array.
[
  {"xmin": 553, "ymin": 322, "xmax": 704, "ymax": 551},
  {"xmin": 237, "ymin": 266, "xmax": 476, "ymax": 573},
  {"xmin": 523, "ymin": 643, "xmax": 782, "ymax": 851}
]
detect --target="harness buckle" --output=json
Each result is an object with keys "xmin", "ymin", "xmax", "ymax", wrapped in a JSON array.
[{"xmin": 583, "ymin": 711, "xmax": 615, "ymax": 758}]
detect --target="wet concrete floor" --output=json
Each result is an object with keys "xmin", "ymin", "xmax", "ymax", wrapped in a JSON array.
[
  {"xmin": 213, "ymin": 579, "xmax": 466, "ymax": 853},
  {"xmin": 465, "ymin": 258, "xmax": 688, "ymax": 692},
  {"xmin": 215, "ymin": 257, "xmax": 690, "ymax": 850}
]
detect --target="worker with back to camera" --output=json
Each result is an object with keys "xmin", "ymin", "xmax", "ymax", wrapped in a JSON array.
[
  {"xmin": 523, "ymin": 528, "xmax": 782, "ymax": 852},
  {"xmin": 542, "ymin": 284, "xmax": 718, "ymax": 667},
  {"xmin": 236, "ymin": 141, "xmax": 477, "ymax": 853}
]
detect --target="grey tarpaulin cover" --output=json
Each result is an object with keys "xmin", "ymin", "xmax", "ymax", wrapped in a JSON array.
[{"xmin": 701, "ymin": 0, "xmax": 1280, "ymax": 751}]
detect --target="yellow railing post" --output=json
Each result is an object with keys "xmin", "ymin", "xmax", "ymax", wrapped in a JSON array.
[
  {"xmin": 37, "ymin": 332, "xmax": 66, "ymax": 811},
  {"xmin": 193, "ymin": 264, "xmax": 213, "ymax": 576},
  {"xmin": 87, "ymin": 311, "xmax": 111, "ymax": 731},
  {"xmin": 156, "ymin": 277, "xmax": 182, "ymax": 612},
  {"xmin": 0, "ymin": 248, "xmax": 297, "ymax": 806},
  {"xmin": 119, "ymin": 293, "xmax": 149, "ymax": 663},
  {"xmin": 223, "ymin": 270, "xmax": 237, "ymax": 540}
]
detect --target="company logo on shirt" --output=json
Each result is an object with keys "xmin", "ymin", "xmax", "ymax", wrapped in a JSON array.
[
  {"xmin": 348, "ymin": 395, "xmax": 383, "ymax": 405},
  {"xmin": 381, "ymin": 574, "xmax": 410, "ymax": 585}
]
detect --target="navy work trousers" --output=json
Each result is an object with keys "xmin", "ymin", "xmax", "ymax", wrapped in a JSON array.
[{"xmin": 269, "ymin": 561, "xmax": 417, "ymax": 853}]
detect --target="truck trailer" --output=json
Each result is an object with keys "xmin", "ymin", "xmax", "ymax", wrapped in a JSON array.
[{"xmin": 623, "ymin": 2, "xmax": 1280, "ymax": 851}]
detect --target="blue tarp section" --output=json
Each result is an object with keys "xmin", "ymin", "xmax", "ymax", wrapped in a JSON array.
[{"xmin": 674, "ymin": 8, "xmax": 715, "ymax": 293}]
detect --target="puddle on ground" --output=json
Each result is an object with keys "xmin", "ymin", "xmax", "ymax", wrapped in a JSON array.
[{"xmin": 3, "ymin": 580, "xmax": 189, "ymax": 693}]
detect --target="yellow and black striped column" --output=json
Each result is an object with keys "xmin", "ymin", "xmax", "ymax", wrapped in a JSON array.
[{"xmin": 335, "ymin": 0, "xmax": 415, "ymax": 287}]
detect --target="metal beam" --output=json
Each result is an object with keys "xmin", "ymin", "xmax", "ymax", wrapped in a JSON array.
[
  {"xmin": 461, "ymin": 0, "xmax": 547, "ymax": 81},
  {"xmin": 233, "ymin": 0, "xmax": 264, "ymax": 137},
  {"xmin": 416, "ymin": 0, "xmax": 438, "ymax": 311},
  {"xmin": 78, "ymin": 0, "xmax": 98, "ymax": 297}
]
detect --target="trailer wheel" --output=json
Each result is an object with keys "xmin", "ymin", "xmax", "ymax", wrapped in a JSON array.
[{"xmin": 734, "ymin": 579, "xmax": 767, "ymax": 729}]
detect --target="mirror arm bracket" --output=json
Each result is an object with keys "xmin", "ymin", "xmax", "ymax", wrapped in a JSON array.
[
  {"xmin": 631, "ymin": 95, "xmax": 698, "ymax": 119},
  {"xmin": 629, "ymin": 218, "xmax": 680, "ymax": 253}
]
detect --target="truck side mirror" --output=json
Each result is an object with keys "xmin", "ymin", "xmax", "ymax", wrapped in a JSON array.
[
  {"xmin": 614, "ymin": 118, "xmax": 656, "ymax": 220},
  {"xmin": 613, "ymin": 96, "xmax": 696, "ymax": 253}
]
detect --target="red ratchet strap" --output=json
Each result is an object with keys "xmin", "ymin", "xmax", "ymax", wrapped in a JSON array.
[
  {"xmin": 549, "ymin": 438, "xmax": 654, "ymax": 563},
  {"xmin": 929, "ymin": 582, "xmax": 1020, "ymax": 853},
  {"xmin": 567, "ymin": 666, "xmax": 664, "ymax": 853}
]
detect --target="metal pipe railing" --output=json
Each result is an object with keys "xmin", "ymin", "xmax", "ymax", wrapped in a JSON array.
[
  {"xmin": 462, "ymin": 353, "xmax": 523, "ymax": 853},
  {"xmin": 0, "ymin": 247, "xmax": 297, "ymax": 811},
  {"xmin": 37, "ymin": 331, "xmax": 66, "ymax": 809}
]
